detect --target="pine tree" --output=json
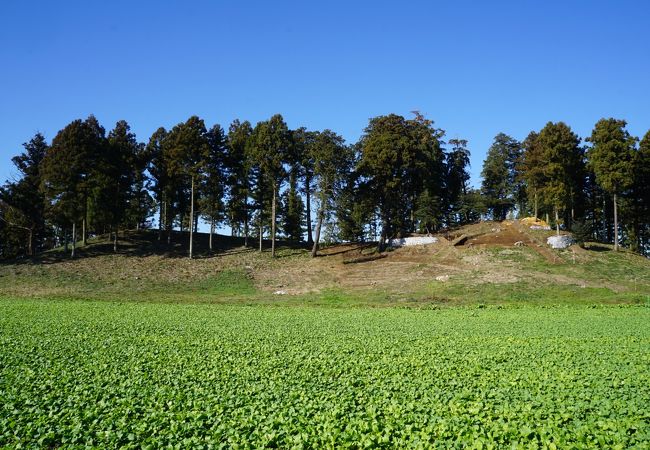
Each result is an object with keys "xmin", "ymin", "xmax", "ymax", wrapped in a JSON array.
[
  {"xmin": 40, "ymin": 116, "xmax": 106, "ymax": 257},
  {"xmin": 201, "ymin": 124, "xmax": 227, "ymax": 252},
  {"xmin": 164, "ymin": 116, "xmax": 210, "ymax": 258},
  {"xmin": 520, "ymin": 132, "xmax": 545, "ymax": 219},
  {"xmin": 586, "ymin": 118, "xmax": 636, "ymax": 251},
  {"xmin": 225, "ymin": 120, "xmax": 253, "ymax": 245},
  {"xmin": 145, "ymin": 128, "xmax": 170, "ymax": 243},
  {"xmin": 358, "ymin": 113, "xmax": 445, "ymax": 250},
  {"xmin": 535, "ymin": 122, "xmax": 583, "ymax": 235},
  {"xmin": 310, "ymin": 130, "xmax": 350, "ymax": 256},
  {"xmin": 480, "ymin": 133, "xmax": 521, "ymax": 221},
  {"xmin": 626, "ymin": 130, "xmax": 650, "ymax": 254},
  {"xmin": 292, "ymin": 127, "xmax": 317, "ymax": 244},
  {"xmin": 249, "ymin": 115, "xmax": 290, "ymax": 257},
  {"xmin": 0, "ymin": 133, "xmax": 49, "ymax": 256},
  {"xmin": 445, "ymin": 138, "xmax": 471, "ymax": 226}
]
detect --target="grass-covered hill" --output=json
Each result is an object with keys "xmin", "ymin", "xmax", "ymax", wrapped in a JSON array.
[{"xmin": 1, "ymin": 220, "xmax": 648, "ymax": 306}]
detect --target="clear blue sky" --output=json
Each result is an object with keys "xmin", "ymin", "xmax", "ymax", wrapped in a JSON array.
[{"xmin": 1, "ymin": 0, "xmax": 649, "ymax": 188}]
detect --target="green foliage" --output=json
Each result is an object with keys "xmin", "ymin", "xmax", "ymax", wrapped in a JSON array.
[
  {"xmin": 1, "ymin": 300, "xmax": 649, "ymax": 447},
  {"xmin": 40, "ymin": 116, "xmax": 106, "ymax": 228},
  {"xmin": 280, "ymin": 167, "xmax": 305, "ymax": 241},
  {"xmin": 224, "ymin": 120, "xmax": 253, "ymax": 236},
  {"xmin": 532, "ymin": 122, "xmax": 585, "ymax": 232},
  {"xmin": 480, "ymin": 133, "xmax": 522, "ymax": 220},
  {"xmin": 587, "ymin": 118, "xmax": 636, "ymax": 194},
  {"xmin": 444, "ymin": 138, "xmax": 471, "ymax": 226},
  {"xmin": 570, "ymin": 219, "xmax": 592, "ymax": 247},
  {"xmin": 621, "ymin": 130, "xmax": 650, "ymax": 254},
  {"xmin": 200, "ymin": 124, "xmax": 227, "ymax": 227},
  {"xmin": 358, "ymin": 113, "xmax": 444, "ymax": 242},
  {"xmin": 0, "ymin": 133, "xmax": 49, "ymax": 257}
]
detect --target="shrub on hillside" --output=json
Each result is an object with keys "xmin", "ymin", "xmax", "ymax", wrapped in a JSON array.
[{"xmin": 571, "ymin": 220, "xmax": 592, "ymax": 247}]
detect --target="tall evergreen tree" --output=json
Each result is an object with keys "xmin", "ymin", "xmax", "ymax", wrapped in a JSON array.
[
  {"xmin": 201, "ymin": 124, "xmax": 227, "ymax": 252},
  {"xmin": 99, "ymin": 120, "xmax": 142, "ymax": 251},
  {"xmin": 225, "ymin": 120, "xmax": 253, "ymax": 246},
  {"xmin": 535, "ymin": 122, "xmax": 583, "ymax": 234},
  {"xmin": 309, "ymin": 130, "xmax": 350, "ymax": 256},
  {"xmin": 358, "ymin": 113, "xmax": 445, "ymax": 249},
  {"xmin": 292, "ymin": 127, "xmax": 317, "ymax": 244},
  {"xmin": 145, "ymin": 128, "xmax": 170, "ymax": 242},
  {"xmin": 40, "ymin": 116, "xmax": 106, "ymax": 257},
  {"xmin": 164, "ymin": 116, "xmax": 210, "ymax": 258},
  {"xmin": 0, "ymin": 133, "xmax": 48, "ymax": 256},
  {"xmin": 445, "ymin": 138, "xmax": 471, "ymax": 226},
  {"xmin": 249, "ymin": 114, "xmax": 290, "ymax": 257},
  {"xmin": 520, "ymin": 131, "xmax": 546, "ymax": 219},
  {"xmin": 480, "ymin": 133, "xmax": 521, "ymax": 220},
  {"xmin": 586, "ymin": 118, "xmax": 636, "ymax": 251},
  {"xmin": 625, "ymin": 130, "xmax": 650, "ymax": 254}
]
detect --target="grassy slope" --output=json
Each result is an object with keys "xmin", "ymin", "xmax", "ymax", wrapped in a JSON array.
[{"xmin": 0, "ymin": 223, "xmax": 649, "ymax": 306}]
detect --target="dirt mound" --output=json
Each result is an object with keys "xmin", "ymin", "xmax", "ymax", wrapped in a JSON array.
[
  {"xmin": 461, "ymin": 222, "xmax": 530, "ymax": 247},
  {"xmin": 520, "ymin": 217, "xmax": 550, "ymax": 227}
]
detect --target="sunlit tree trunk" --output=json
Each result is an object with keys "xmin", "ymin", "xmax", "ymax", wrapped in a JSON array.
[
  {"xmin": 71, "ymin": 222, "xmax": 76, "ymax": 258},
  {"xmin": 158, "ymin": 194, "xmax": 164, "ymax": 242},
  {"xmin": 613, "ymin": 193, "xmax": 619, "ymax": 251},
  {"xmin": 306, "ymin": 174, "xmax": 313, "ymax": 244},
  {"xmin": 311, "ymin": 195, "xmax": 326, "ymax": 257},
  {"xmin": 189, "ymin": 176, "xmax": 194, "ymax": 259},
  {"xmin": 271, "ymin": 183, "xmax": 277, "ymax": 258},
  {"xmin": 27, "ymin": 228, "xmax": 34, "ymax": 256},
  {"xmin": 244, "ymin": 198, "xmax": 249, "ymax": 248},
  {"xmin": 209, "ymin": 217, "xmax": 214, "ymax": 252}
]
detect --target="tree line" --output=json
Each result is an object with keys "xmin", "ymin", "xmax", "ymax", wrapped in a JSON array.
[{"xmin": 1, "ymin": 113, "xmax": 649, "ymax": 259}]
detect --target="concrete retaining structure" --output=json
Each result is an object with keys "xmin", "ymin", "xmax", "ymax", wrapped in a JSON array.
[{"xmin": 389, "ymin": 236, "xmax": 438, "ymax": 247}]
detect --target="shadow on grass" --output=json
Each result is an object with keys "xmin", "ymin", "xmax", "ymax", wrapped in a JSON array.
[{"xmin": 2, "ymin": 230, "xmax": 312, "ymax": 266}]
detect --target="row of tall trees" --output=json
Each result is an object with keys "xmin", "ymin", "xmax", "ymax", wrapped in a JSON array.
[
  {"xmin": 2, "ymin": 113, "xmax": 649, "ymax": 259},
  {"xmin": 481, "ymin": 119, "xmax": 650, "ymax": 253}
]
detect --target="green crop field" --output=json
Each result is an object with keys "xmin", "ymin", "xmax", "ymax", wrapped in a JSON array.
[{"xmin": 1, "ymin": 300, "xmax": 649, "ymax": 448}]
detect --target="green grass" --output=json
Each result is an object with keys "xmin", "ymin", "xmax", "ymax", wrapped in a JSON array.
[{"xmin": 1, "ymin": 299, "xmax": 649, "ymax": 448}]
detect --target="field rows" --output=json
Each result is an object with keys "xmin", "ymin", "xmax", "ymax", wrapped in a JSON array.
[{"xmin": 1, "ymin": 300, "xmax": 649, "ymax": 448}]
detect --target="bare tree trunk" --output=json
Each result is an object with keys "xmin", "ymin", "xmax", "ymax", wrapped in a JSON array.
[
  {"xmin": 82, "ymin": 217, "xmax": 86, "ymax": 246},
  {"xmin": 28, "ymin": 228, "xmax": 33, "ymax": 257},
  {"xmin": 209, "ymin": 218, "xmax": 214, "ymax": 252},
  {"xmin": 244, "ymin": 200, "xmax": 249, "ymax": 248},
  {"xmin": 306, "ymin": 175, "xmax": 313, "ymax": 244},
  {"xmin": 113, "ymin": 226, "xmax": 118, "ymax": 253},
  {"xmin": 555, "ymin": 206, "xmax": 560, "ymax": 236},
  {"xmin": 603, "ymin": 197, "xmax": 607, "ymax": 242},
  {"xmin": 271, "ymin": 183, "xmax": 277, "ymax": 258},
  {"xmin": 259, "ymin": 224, "xmax": 263, "ymax": 252},
  {"xmin": 158, "ymin": 195, "xmax": 164, "ymax": 241},
  {"xmin": 311, "ymin": 204, "xmax": 325, "ymax": 257},
  {"xmin": 71, "ymin": 222, "xmax": 76, "ymax": 258},
  {"xmin": 189, "ymin": 176, "xmax": 194, "ymax": 259},
  {"xmin": 613, "ymin": 193, "xmax": 619, "ymax": 251},
  {"xmin": 378, "ymin": 217, "xmax": 388, "ymax": 252},
  {"xmin": 534, "ymin": 190, "xmax": 538, "ymax": 219}
]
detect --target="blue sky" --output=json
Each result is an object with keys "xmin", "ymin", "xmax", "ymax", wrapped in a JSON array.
[{"xmin": 1, "ymin": 0, "xmax": 649, "ymax": 188}]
